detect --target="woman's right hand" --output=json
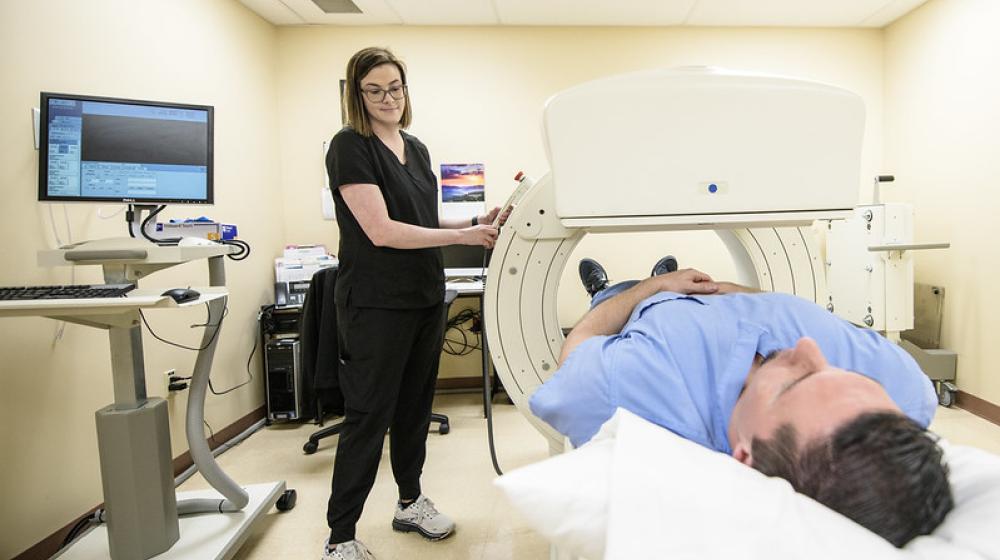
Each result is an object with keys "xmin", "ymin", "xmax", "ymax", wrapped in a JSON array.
[{"xmin": 460, "ymin": 225, "xmax": 499, "ymax": 249}]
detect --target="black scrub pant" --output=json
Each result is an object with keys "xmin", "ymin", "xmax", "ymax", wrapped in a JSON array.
[{"xmin": 326, "ymin": 301, "xmax": 446, "ymax": 544}]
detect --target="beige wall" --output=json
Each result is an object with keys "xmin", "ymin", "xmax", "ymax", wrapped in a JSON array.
[
  {"xmin": 0, "ymin": 5, "xmax": 928, "ymax": 556},
  {"xmin": 0, "ymin": 1, "xmax": 282, "ymax": 557},
  {"xmin": 884, "ymin": 0, "xmax": 1000, "ymax": 404},
  {"xmin": 275, "ymin": 25, "xmax": 886, "ymax": 377}
]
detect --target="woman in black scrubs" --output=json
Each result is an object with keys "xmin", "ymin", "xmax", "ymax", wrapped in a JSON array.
[{"xmin": 321, "ymin": 47, "xmax": 503, "ymax": 560}]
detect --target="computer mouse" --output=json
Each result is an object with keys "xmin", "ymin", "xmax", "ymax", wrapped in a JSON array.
[{"xmin": 161, "ymin": 288, "xmax": 201, "ymax": 304}]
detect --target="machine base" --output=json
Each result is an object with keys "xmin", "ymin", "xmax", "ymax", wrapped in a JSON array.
[{"xmin": 54, "ymin": 482, "xmax": 286, "ymax": 560}]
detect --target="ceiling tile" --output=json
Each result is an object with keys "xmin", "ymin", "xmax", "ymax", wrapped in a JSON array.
[
  {"xmin": 240, "ymin": 0, "xmax": 931, "ymax": 27},
  {"xmin": 238, "ymin": 0, "xmax": 306, "ymax": 24},
  {"xmin": 495, "ymin": 0, "xmax": 698, "ymax": 26},
  {"xmin": 387, "ymin": 0, "xmax": 499, "ymax": 25},
  {"xmin": 279, "ymin": 0, "xmax": 402, "ymax": 25},
  {"xmin": 685, "ymin": 0, "xmax": 909, "ymax": 27}
]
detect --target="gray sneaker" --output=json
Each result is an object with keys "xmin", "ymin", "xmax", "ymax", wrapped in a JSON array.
[
  {"xmin": 391, "ymin": 494, "xmax": 455, "ymax": 540},
  {"xmin": 651, "ymin": 255, "xmax": 678, "ymax": 277},
  {"xmin": 321, "ymin": 539, "xmax": 375, "ymax": 560}
]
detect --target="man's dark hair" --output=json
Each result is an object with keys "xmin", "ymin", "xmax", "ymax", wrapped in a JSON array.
[{"xmin": 751, "ymin": 412, "xmax": 953, "ymax": 547}]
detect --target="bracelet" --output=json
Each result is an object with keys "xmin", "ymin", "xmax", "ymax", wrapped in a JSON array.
[{"xmin": 471, "ymin": 216, "xmax": 478, "ymax": 226}]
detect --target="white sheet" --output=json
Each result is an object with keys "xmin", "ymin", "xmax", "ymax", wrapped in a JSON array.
[{"xmin": 496, "ymin": 408, "xmax": 1000, "ymax": 560}]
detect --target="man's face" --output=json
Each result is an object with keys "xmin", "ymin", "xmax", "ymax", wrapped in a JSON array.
[{"xmin": 727, "ymin": 337, "xmax": 901, "ymax": 466}]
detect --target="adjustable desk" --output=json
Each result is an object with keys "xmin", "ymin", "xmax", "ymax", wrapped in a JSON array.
[
  {"xmin": 445, "ymin": 275, "xmax": 500, "ymax": 416},
  {"xmin": 0, "ymin": 238, "xmax": 288, "ymax": 560}
]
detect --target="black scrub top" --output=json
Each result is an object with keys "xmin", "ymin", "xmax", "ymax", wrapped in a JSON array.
[{"xmin": 326, "ymin": 127, "xmax": 445, "ymax": 309}]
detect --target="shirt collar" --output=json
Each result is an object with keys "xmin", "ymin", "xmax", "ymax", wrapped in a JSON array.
[{"xmin": 713, "ymin": 320, "xmax": 768, "ymax": 454}]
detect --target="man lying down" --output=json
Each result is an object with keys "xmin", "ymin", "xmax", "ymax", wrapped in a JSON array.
[{"xmin": 530, "ymin": 256, "xmax": 953, "ymax": 547}]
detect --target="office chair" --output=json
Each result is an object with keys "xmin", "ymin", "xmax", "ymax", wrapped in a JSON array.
[
  {"xmin": 301, "ymin": 285, "xmax": 455, "ymax": 455},
  {"xmin": 303, "ymin": 411, "xmax": 450, "ymax": 454}
]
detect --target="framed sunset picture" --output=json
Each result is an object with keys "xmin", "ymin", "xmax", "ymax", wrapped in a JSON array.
[{"xmin": 441, "ymin": 163, "xmax": 486, "ymax": 203}]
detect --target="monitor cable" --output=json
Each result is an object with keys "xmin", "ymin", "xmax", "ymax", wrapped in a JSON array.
[
  {"xmin": 442, "ymin": 308, "xmax": 481, "ymax": 356},
  {"xmin": 132, "ymin": 204, "xmax": 181, "ymax": 245},
  {"xmin": 221, "ymin": 238, "xmax": 251, "ymax": 261},
  {"xmin": 60, "ymin": 509, "xmax": 104, "ymax": 549},
  {"xmin": 207, "ymin": 323, "xmax": 257, "ymax": 396},
  {"xmin": 127, "ymin": 204, "xmax": 252, "ymax": 259},
  {"xmin": 139, "ymin": 300, "xmax": 257, "ymax": 396},
  {"xmin": 126, "ymin": 205, "xmax": 136, "ymax": 238},
  {"xmin": 138, "ymin": 301, "xmax": 227, "ymax": 352},
  {"xmin": 138, "ymin": 204, "xmax": 163, "ymax": 243}
]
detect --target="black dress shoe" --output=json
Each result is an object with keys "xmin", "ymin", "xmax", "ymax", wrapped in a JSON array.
[
  {"xmin": 578, "ymin": 258, "xmax": 609, "ymax": 296},
  {"xmin": 651, "ymin": 255, "xmax": 678, "ymax": 277}
]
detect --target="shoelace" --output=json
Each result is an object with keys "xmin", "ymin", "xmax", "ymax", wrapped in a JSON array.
[
  {"xmin": 407, "ymin": 496, "xmax": 440, "ymax": 522},
  {"xmin": 332, "ymin": 541, "xmax": 372, "ymax": 560}
]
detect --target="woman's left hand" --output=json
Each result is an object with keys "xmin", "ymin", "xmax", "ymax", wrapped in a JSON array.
[{"xmin": 482, "ymin": 205, "xmax": 512, "ymax": 227}]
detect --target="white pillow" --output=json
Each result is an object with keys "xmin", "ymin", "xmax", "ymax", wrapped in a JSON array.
[
  {"xmin": 495, "ymin": 408, "xmax": 1000, "ymax": 560},
  {"xmin": 493, "ymin": 436, "xmax": 612, "ymax": 560},
  {"xmin": 905, "ymin": 441, "xmax": 1000, "ymax": 559}
]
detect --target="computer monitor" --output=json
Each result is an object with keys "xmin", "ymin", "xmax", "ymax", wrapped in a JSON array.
[
  {"xmin": 38, "ymin": 92, "xmax": 213, "ymax": 205},
  {"xmin": 442, "ymin": 245, "xmax": 489, "ymax": 278}
]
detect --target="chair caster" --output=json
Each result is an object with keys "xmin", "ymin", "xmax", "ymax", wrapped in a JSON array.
[
  {"xmin": 303, "ymin": 441, "xmax": 319, "ymax": 455},
  {"xmin": 276, "ymin": 489, "xmax": 297, "ymax": 511},
  {"xmin": 936, "ymin": 381, "xmax": 957, "ymax": 408},
  {"xmin": 438, "ymin": 422, "xmax": 450, "ymax": 435}
]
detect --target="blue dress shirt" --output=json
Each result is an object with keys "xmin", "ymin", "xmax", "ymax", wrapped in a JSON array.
[{"xmin": 529, "ymin": 292, "xmax": 937, "ymax": 453}]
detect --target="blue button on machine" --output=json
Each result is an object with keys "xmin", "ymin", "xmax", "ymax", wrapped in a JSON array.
[{"xmin": 708, "ymin": 183, "xmax": 718, "ymax": 193}]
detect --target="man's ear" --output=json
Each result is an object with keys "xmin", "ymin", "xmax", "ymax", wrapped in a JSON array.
[{"xmin": 732, "ymin": 442, "xmax": 753, "ymax": 467}]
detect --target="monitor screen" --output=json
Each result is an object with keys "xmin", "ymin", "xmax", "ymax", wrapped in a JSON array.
[
  {"xmin": 38, "ymin": 92, "xmax": 213, "ymax": 204},
  {"xmin": 441, "ymin": 244, "xmax": 489, "ymax": 268}
]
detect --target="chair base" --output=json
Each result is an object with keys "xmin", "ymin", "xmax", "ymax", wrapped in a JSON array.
[{"xmin": 302, "ymin": 412, "xmax": 450, "ymax": 455}]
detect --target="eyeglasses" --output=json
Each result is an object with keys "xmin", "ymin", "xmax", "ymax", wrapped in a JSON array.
[{"xmin": 361, "ymin": 84, "xmax": 407, "ymax": 103}]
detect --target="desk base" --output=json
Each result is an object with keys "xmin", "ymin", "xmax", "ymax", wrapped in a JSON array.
[{"xmin": 54, "ymin": 482, "xmax": 286, "ymax": 560}]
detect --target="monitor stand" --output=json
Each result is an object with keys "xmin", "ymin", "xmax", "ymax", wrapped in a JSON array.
[{"xmin": 128, "ymin": 204, "xmax": 176, "ymax": 243}]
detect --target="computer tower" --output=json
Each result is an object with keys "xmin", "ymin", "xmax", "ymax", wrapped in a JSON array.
[{"xmin": 265, "ymin": 339, "xmax": 304, "ymax": 421}]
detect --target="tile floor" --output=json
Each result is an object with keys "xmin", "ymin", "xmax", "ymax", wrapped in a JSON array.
[
  {"xmin": 176, "ymin": 392, "xmax": 1000, "ymax": 560},
  {"xmin": 929, "ymin": 403, "xmax": 1000, "ymax": 455},
  {"xmin": 179, "ymin": 393, "xmax": 551, "ymax": 560}
]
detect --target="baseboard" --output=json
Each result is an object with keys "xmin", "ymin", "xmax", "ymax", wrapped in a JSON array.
[
  {"xmin": 13, "ymin": 405, "xmax": 266, "ymax": 560},
  {"xmin": 12, "ymin": 503, "xmax": 104, "ymax": 560},
  {"xmin": 957, "ymin": 391, "xmax": 1000, "ymax": 427},
  {"xmin": 436, "ymin": 376, "xmax": 484, "ymax": 390}
]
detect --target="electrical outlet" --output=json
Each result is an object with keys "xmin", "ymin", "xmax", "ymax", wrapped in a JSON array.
[{"xmin": 164, "ymin": 369, "xmax": 176, "ymax": 394}]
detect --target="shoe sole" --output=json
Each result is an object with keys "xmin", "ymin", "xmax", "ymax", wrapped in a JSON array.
[
  {"xmin": 651, "ymin": 256, "xmax": 678, "ymax": 277},
  {"xmin": 391, "ymin": 519, "xmax": 453, "ymax": 540}
]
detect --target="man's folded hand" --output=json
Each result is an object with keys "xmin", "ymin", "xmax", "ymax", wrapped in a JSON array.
[{"xmin": 649, "ymin": 268, "xmax": 719, "ymax": 295}]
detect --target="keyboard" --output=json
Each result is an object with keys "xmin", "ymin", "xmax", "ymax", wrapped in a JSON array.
[{"xmin": 0, "ymin": 283, "xmax": 137, "ymax": 301}]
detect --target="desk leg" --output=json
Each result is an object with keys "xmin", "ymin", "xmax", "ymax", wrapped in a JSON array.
[
  {"xmin": 184, "ymin": 295, "xmax": 250, "ymax": 510},
  {"xmin": 97, "ymin": 322, "xmax": 179, "ymax": 559}
]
